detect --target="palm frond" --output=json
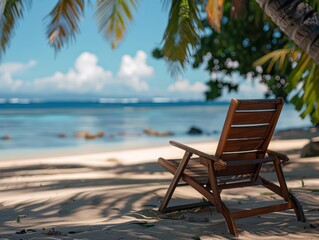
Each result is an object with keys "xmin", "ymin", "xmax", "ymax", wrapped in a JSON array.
[
  {"xmin": 95, "ymin": 0, "xmax": 139, "ymax": 49},
  {"xmin": 206, "ymin": 0, "xmax": 224, "ymax": 32},
  {"xmin": 288, "ymin": 55, "xmax": 319, "ymax": 124},
  {"xmin": 161, "ymin": 0, "xmax": 203, "ymax": 75},
  {"xmin": 254, "ymin": 46, "xmax": 319, "ymax": 123},
  {"xmin": 253, "ymin": 48, "xmax": 300, "ymax": 73},
  {"xmin": 46, "ymin": 0, "xmax": 85, "ymax": 51},
  {"xmin": 0, "ymin": 0, "xmax": 32, "ymax": 58}
]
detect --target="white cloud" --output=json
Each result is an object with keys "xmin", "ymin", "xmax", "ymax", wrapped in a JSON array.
[
  {"xmin": 31, "ymin": 52, "xmax": 113, "ymax": 93},
  {"xmin": 0, "ymin": 60, "xmax": 36, "ymax": 91},
  {"xmin": 0, "ymin": 60, "xmax": 36, "ymax": 74},
  {"xmin": 168, "ymin": 79, "xmax": 208, "ymax": 93},
  {"xmin": 118, "ymin": 50, "xmax": 153, "ymax": 91},
  {"xmin": 0, "ymin": 51, "xmax": 153, "ymax": 95}
]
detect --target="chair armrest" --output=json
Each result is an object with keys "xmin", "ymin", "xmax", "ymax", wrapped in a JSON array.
[
  {"xmin": 170, "ymin": 141, "xmax": 218, "ymax": 161},
  {"xmin": 267, "ymin": 149, "xmax": 289, "ymax": 162},
  {"xmin": 169, "ymin": 141, "xmax": 227, "ymax": 170}
]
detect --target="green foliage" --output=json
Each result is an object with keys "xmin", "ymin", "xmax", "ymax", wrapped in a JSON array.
[
  {"xmin": 0, "ymin": 0, "xmax": 139, "ymax": 55},
  {"xmin": 153, "ymin": 1, "xmax": 291, "ymax": 99},
  {"xmin": 153, "ymin": 1, "xmax": 290, "ymax": 99},
  {"xmin": 205, "ymin": 79, "xmax": 238, "ymax": 99},
  {"xmin": 153, "ymin": 1, "xmax": 319, "ymax": 123},
  {"xmin": 256, "ymin": 45, "xmax": 319, "ymax": 123},
  {"xmin": 95, "ymin": 0, "xmax": 139, "ymax": 48},
  {"xmin": 191, "ymin": 1, "xmax": 291, "ymax": 100},
  {"xmin": 288, "ymin": 55, "xmax": 319, "ymax": 123},
  {"xmin": 161, "ymin": 0, "xmax": 203, "ymax": 76},
  {"xmin": 0, "ymin": 0, "xmax": 32, "ymax": 57},
  {"xmin": 46, "ymin": 0, "xmax": 85, "ymax": 51}
]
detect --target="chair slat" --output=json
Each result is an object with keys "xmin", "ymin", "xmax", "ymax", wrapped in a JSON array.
[
  {"xmin": 221, "ymin": 151, "xmax": 258, "ymax": 161},
  {"xmin": 236, "ymin": 100, "xmax": 280, "ymax": 110},
  {"xmin": 223, "ymin": 139, "xmax": 264, "ymax": 152},
  {"xmin": 232, "ymin": 111, "xmax": 275, "ymax": 125},
  {"xmin": 216, "ymin": 165, "xmax": 257, "ymax": 176},
  {"xmin": 228, "ymin": 125, "xmax": 268, "ymax": 139}
]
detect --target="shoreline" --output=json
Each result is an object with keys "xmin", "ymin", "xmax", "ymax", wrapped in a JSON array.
[{"xmin": 1, "ymin": 126, "xmax": 317, "ymax": 161}]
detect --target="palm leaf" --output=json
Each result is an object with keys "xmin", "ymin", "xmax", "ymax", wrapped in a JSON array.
[
  {"xmin": 0, "ymin": 0, "xmax": 32, "ymax": 58},
  {"xmin": 161, "ymin": 0, "xmax": 203, "ymax": 75},
  {"xmin": 206, "ymin": 0, "xmax": 224, "ymax": 32},
  {"xmin": 254, "ymin": 46, "xmax": 319, "ymax": 124},
  {"xmin": 253, "ymin": 48, "xmax": 299, "ymax": 73},
  {"xmin": 95, "ymin": 0, "xmax": 139, "ymax": 49},
  {"xmin": 46, "ymin": 0, "xmax": 85, "ymax": 51}
]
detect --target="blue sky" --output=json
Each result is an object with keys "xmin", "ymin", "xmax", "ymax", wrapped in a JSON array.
[{"xmin": 0, "ymin": 1, "xmax": 267, "ymax": 101}]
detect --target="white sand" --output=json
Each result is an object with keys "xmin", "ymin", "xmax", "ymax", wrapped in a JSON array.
[{"xmin": 0, "ymin": 139, "xmax": 318, "ymax": 239}]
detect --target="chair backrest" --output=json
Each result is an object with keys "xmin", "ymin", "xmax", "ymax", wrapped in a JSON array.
[{"xmin": 215, "ymin": 98, "xmax": 283, "ymax": 176}]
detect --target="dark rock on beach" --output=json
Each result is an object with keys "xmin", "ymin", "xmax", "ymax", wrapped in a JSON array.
[
  {"xmin": 74, "ymin": 131, "xmax": 104, "ymax": 139},
  {"xmin": 85, "ymin": 131, "xmax": 104, "ymax": 139},
  {"xmin": 2, "ymin": 135, "xmax": 11, "ymax": 140},
  {"xmin": 274, "ymin": 127, "xmax": 319, "ymax": 140},
  {"xmin": 187, "ymin": 126, "xmax": 203, "ymax": 135},
  {"xmin": 144, "ymin": 128, "xmax": 173, "ymax": 137},
  {"xmin": 57, "ymin": 133, "xmax": 67, "ymax": 138},
  {"xmin": 301, "ymin": 137, "xmax": 319, "ymax": 158}
]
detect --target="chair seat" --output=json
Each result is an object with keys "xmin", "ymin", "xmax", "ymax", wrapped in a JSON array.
[{"xmin": 159, "ymin": 157, "xmax": 252, "ymax": 186}]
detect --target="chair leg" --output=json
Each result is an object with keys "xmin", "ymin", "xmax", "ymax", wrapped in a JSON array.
[
  {"xmin": 264, "ymin": 160, "xmax": 307, "ymax": 223},
  {"xmin": 273, "ymin": 159, "xmax": 290, "ymax": 201},
  {"xmin": 159, "ymin": 151, "xmax": 192, "ymax": 213},
  {"xmin": 273, "ymin": 159, "xmax": 306, "ymax": 221},
  {"xmin": 207, "ymin": 162, "xmax": 238, "ymax": 236},
  {"xmin": 221, "ymin": 201, "xmax": 238, "ymax": 237},
  {"xmin": 289, "ymin": 192, "xmax": 306, "ymax": 222}
]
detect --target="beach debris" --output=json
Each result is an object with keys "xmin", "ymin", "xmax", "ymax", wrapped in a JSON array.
[
  {"xmin": 2, "ymin": 135, "xmax": 11, "ymax": 140},
  {"xmin": 143, "ymin": 204, "xmax": 157, "ymax": 208},
  {"xmin": 301, "ymin": 178, "xmax": 305, "ymax": 187},
  {"xmin": 42, "ymin": 228, "xmax": 62, "ymax": 236},
  {"xmin": 192, "ymin": 236, "xmax": 201, "ymax": 240},
  {"xmin": 301, "ymin": 137, "xmax": 319, "ymax": 157},
  {"xmin": 57, "ymin": 133, "xmax": 67, "ymax": 138},
  {"xmin": 73, "ymin": 131, "xmax": 104, "ymax": 139},
  {"xmin": 187, "ymin": 126, "xmax": 203, "ymax": 135},
  {"xmin": 16, "ymin": 215, "xmax": 26, "ymax": 223},
  {"xmin": 131, "ymin": 221, "xmax": 155, "ymax": 228},
  {"xmin": 179, "ymin": 213, "xmax": 209, "ymax": 223},
  {"xmin": 16, "ymin": 229, "xmax": 27, "ymax": 234},
  {"xmin": 303, "ymin": 223, "xmax": 317, "ymax": 229},
  {"xmin": 144, "ymin": 128, "xmax": 173, "ymax": 137},
  {"xmin": 16, "ymin": 229, "xmax": 36, "ymax": 234}
]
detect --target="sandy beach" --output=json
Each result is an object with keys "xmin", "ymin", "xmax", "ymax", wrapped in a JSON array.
[{"xmin": 0, "ymin": 137, "xmax": 318, "ymax": 239}]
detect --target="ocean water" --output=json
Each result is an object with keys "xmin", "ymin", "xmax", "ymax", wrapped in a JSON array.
[{"xmin": 0, "ymin": 99, "xmax": 312, "ymax": 159}]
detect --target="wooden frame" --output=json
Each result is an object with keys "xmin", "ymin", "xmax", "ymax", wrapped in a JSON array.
[{"xmin": 158, "ymin": 98, "xmax": 306, "ymax": 237}]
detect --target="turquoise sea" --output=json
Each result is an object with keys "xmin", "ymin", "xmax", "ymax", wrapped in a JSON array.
[{"xmin": 0, "ymin": 99, "xmax": 312, "ymax": 160}]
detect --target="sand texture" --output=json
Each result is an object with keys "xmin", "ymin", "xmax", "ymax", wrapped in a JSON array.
[{"xmin": 0, "ymin": 139, "xmax": 318, "ymax": 239}]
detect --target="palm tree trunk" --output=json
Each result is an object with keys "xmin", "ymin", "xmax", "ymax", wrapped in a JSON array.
[{"xmin": 255, "ymin": 0, "xmax": 319, "ymax": 64}]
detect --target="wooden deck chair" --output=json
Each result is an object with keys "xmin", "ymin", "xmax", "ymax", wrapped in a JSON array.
[{"xmin": 158, "ymin": 98, "xmax": 306, "ymax": 237}]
